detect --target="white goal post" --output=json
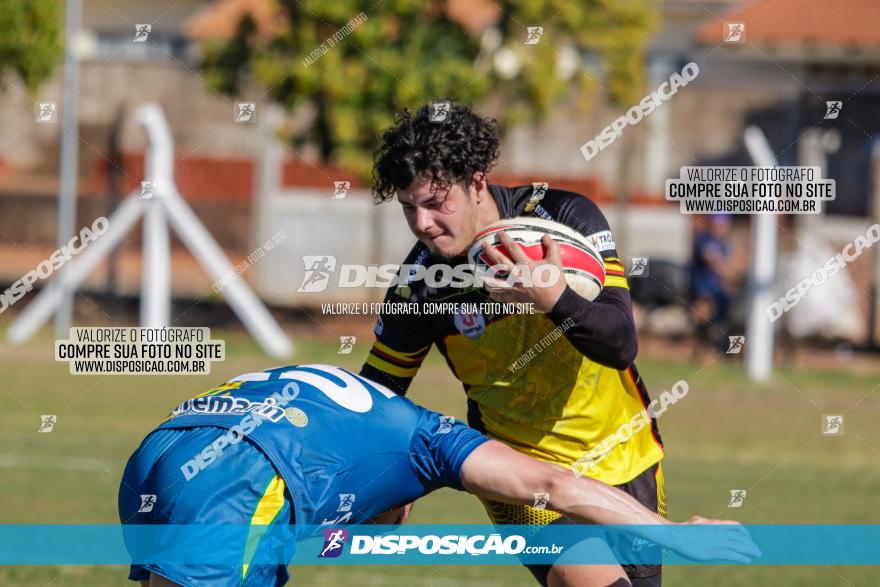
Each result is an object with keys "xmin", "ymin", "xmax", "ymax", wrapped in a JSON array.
[{"xmin": 7, "ymin": 103, "xmax": 293, "ymax": 359}]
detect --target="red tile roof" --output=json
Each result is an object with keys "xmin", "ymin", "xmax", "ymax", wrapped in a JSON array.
[
  {"xmin": 447, "ymin": 0, "xmax": 500, "ymax": 35},
  {"xmin": 697, "ymin": 0, "xmax": 880, "ymax": 47},
  {"xmin": 185, "ymin": 0, "xmax": 499, "ymax": 41},
  {"xmin": 185, "ymin": 0, "xmax": 288, "ymax": 41}
]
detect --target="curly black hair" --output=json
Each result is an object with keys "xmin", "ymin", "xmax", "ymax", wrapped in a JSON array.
[{"xmin": 371, "ymin": 101, "xmax": 501, "ymax": 204}]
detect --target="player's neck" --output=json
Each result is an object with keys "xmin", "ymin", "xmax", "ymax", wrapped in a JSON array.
[{"xmin": 475, "ymin": 185, "xmax": 501, "ymax": 228}]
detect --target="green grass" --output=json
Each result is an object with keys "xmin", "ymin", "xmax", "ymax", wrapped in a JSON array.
[{"xmin": 0, "ymin": 325, "xmax": 878, "ymax": 586}]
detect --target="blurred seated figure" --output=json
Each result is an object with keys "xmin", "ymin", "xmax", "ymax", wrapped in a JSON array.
[{"xmin": 689, "ymin": 214, "xmax": 738, "ymax": 350}]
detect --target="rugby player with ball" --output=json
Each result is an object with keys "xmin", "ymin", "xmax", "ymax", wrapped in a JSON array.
[{"xmin": 362, "ymin": 102, "xmax": 665, "ymax": 586}]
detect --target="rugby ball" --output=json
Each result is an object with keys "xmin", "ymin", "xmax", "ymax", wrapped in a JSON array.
[{"xmin": 467, "ymin": 217, "xmax": 605, "ymax": 301}]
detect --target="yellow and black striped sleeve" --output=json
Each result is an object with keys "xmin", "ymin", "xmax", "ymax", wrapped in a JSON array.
[
  {"xmin": 362, "ymin": 339, "xmax": 431, "ymax": 394},
  {"xmin": 359, "ymin": 242, "xmax": 436, "ymax": 395},
  {"xmin": 603, "ymin": 257, "xmax": 629, "ymax": 290},
  {"xmin": 359, "ymin": 292, "xmax": 433, "ymax": 395}
]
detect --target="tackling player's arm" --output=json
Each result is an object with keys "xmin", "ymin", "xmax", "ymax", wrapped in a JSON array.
[{"xmin": 460, "ymin": 440, "xmax": 759, "ymax": 563}]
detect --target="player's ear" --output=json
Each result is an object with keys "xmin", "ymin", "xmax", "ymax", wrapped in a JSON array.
[{"xmin": 473, "ymin": 172, "xmax": 487, "ymax": 201}]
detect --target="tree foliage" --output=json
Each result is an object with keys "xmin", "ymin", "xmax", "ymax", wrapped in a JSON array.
[
  {"xmin": 0, "ymin": 0, "xmax": 63, "ymax": 95},
  {"xmin": 201, "ymin": 0, "xmax": 656, "ymax": 176}
]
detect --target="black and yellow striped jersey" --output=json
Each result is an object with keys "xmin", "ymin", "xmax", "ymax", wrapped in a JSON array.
[{"xmin": 360, "ymin": 183, "xmax": 664, "ymax": 486}]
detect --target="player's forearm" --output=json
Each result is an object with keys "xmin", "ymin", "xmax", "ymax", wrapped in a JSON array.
[
  {"xmin": 547, "ymin": 471, "xmax": 671, "ymax": 528},
  {"xmin": 546, "ymin": 286, "xmax": 638, "ymax": 369},
  {"xmin": 462, "ymin": 441, "xmax": 667, "ymax": 528},
  {"xmin": 462, "ymin": 441, "xmax": 708, "ymax": 556},
  {"xmin": 550, "ymin": 472, "xmax": 760, "ymax": 564}
]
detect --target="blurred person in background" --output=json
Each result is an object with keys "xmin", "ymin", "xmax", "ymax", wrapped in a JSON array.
[{"xmin": 689, "ymin": 214, "xmax": 740, "ymax": 350}]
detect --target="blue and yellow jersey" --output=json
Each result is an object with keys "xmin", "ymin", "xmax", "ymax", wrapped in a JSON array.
[
  {"xmin": 120, "ymin": 364, "xmax": 489, "ymax": 585},
  {"xmin": 148, "ymin": 364, "xmax": 488, "ymax": 530},
  {"xmin": 361, "ymin": 184, "xmax": 664, "ymax": 486}
]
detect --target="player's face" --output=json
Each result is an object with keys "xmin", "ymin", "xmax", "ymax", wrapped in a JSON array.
[{"xmin": 397, "ymin": 177, "xmax": 481, "ymax": 259}]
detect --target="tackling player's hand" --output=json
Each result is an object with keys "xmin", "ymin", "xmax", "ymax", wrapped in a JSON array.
[
  {"xmin": 667, "ymin": 516, "xmax": 761, "ymax": 563},
  {"xmin": 480, "ymin": 232, "xmax": 567, "ymax": 313}
]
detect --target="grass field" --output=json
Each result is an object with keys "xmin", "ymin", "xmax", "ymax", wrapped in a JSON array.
[{"xmin": 1, "ymin": 324, "xmax": 878, "ymax": 586}]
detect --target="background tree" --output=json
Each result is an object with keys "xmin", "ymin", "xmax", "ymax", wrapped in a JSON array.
[
  {"xmin": 0, "ymin": 0, "xmax": 63, "ymax": 95},
  {"xmin": 201, "ymin": 0, "xmax": 657, "ymax": 176}
]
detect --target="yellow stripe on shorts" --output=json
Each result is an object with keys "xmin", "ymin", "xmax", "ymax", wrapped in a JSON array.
[
  {"xmin": 655, "ymin": 463, "xmax": 667, "ymax": 518},
  {"xmin": 242, "ymin": 475, "xmax": 287, "ymax": 582},
  {"xmin": 478, "ymin": 496, "xmax": 563, "ymax": 539}
]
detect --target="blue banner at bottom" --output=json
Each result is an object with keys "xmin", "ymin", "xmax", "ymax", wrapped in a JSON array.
[{"xmin": 0, "ymin": 524, "xmax": 878, "ymax": 565}]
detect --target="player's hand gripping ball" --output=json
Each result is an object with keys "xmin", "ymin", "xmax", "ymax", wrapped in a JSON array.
[{"xmin": 467, "ymin": 217, "xmax": 605, "ymax": 305}]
